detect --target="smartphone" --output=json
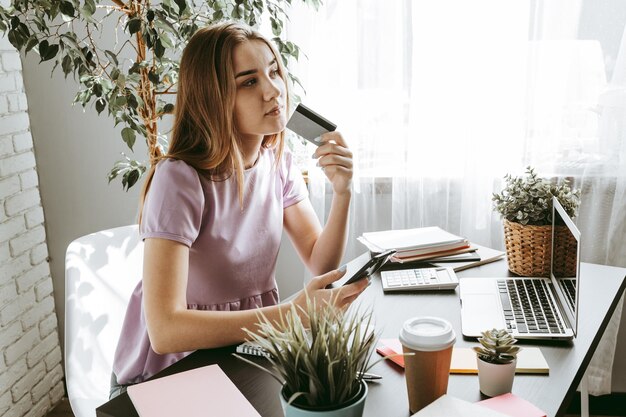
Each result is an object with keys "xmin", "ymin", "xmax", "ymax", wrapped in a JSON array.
[
  {"xmin": 334, "ymin": 249, "xmax": 397, "ymax": 287},
  {"xmin": 286, "ymin": 103, "xmax": 337, "ymax": 146}
]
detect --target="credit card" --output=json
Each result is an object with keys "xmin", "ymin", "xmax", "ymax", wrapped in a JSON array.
[{"xmin": 286, "ymin": 103, "xmax": 336, "ymax": 146}]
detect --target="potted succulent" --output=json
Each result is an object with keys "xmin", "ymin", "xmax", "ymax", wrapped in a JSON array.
[
  {"xmin": 235, "ymin": 298, "xmax": 382, "ymax": 417},
  {"xmin": 473, "ymin": 328, "xmax": 521, "ymax": 397},
  {"xmin": 492, "ymin": 166, "xmax": 581, "ymax": 277}
]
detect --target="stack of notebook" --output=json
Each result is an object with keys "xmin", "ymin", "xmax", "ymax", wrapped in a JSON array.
[{"xmin": 358, "ymin": 227, "xmax": 472, "ymax": 263}]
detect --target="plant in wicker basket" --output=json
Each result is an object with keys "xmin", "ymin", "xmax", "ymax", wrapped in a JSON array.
[
  {"xmin": 472, "ymin": 328, "xmax": 520, "ymax": 365},
  {"xmin": 492, "ymin": 167, "xmax": 581, "ymax": 277}
]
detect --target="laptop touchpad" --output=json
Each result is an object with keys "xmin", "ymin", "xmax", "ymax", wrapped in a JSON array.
[{"xmin": 463, "ymin": 294, "xmax": 504, "ymax": 334}]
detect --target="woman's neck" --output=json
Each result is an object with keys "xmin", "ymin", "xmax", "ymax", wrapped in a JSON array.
[{"xmin": 240, "ymin": 135, "xmax": 264, "ymax": 169}]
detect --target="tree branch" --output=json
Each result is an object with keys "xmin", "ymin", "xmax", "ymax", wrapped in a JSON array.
[
  {"xmin": 110, "ymin": 0, "xmax": 128, "ymax": 9},
  {"xmin": 117, "ymin": 38, "xmax": 139, "ymax": 56},
  {"xmin": 86, "ymin": 24, "xmax": 108, "ymax": 76}
]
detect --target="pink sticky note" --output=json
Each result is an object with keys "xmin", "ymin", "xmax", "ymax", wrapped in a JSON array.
[
  {"xmin": 477, "ymin": 393, "xmax": 546, "ymax": 417},
  {"xmin": 376, "ymin": 338, "xmax": 405, "ymax": 367},
  {"xmin": 127, "ymin": 364, "xmax": 261, "ymax": 417}
]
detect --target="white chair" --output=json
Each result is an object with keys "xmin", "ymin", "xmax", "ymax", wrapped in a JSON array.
[{"xmin": 65, "ymin": 225, "xmax": 143, "ymax": 417}]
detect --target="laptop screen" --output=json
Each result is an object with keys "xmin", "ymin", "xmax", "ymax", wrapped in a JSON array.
[{"xmin": 550, "ymin": 197, "xmax": 581, "ymax": 336}]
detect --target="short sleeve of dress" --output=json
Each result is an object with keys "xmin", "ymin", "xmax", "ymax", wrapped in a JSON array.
[
  {"xmin": 280, "ymin": 150, "xmax": 309, "ymax": 209},
  {"xmin": 140, "ymin": 159, "xmax": 204, "ymax": 247}
]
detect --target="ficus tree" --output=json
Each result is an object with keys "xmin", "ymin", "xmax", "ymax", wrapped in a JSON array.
[{"xmin": 0, "ymin": 0, "xmax": 318, "ymax": 190}]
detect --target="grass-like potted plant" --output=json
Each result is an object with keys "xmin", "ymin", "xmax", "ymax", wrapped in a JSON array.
[
  {"xmin": 235, "ymin": 298, "xmax": 382, "ymax": 417},
  {"xmin": 473, "ymin": 328, "xmax": 520, "ymax": 397},
  {"xmin": 492, "ymin": 166, "xmax": 581, "ymax": 277}
]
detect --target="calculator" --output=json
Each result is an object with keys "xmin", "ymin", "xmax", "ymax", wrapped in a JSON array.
[{"xmin": 380, "ymin": 267, "xmax": 459, "ymax": 291}]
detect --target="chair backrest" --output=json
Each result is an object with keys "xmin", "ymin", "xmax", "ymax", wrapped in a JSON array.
[{"xmin": 65, "ymin": 225, "xmax": 143, "ymax": 417}]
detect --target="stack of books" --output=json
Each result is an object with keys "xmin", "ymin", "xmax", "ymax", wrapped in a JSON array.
[{"xmin": 357, "ymin": 226, "xmax": 472, "ymax": 263}]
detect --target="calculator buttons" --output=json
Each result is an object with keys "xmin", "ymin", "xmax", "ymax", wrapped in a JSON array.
[{"xmin": 381, "ymin": 268, "xmax": 458, "ymax": 291}]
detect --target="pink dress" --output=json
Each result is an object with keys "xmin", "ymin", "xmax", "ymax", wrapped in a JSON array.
[{"xmin": 112, "ymin": 148, "xmax": 308, "ymax": 385}]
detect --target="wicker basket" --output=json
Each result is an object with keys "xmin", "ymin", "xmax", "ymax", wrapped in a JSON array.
[{"xmin": 503, "ymin": 220, "xmax": 577, "ymax": 277}]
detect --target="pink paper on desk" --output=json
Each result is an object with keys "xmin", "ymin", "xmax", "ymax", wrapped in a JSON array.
[
  {"xmin": 127, "ymin": 364, "xmax": 261, "ymax": 417},
  {"xmin": 477, "ymin": 393, "xmax": 546, "ymax": 417}
]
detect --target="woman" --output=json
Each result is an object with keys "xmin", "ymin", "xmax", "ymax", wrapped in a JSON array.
[{"xmin": 110, "ymin": 22, "xmax": 366, "ymax": 396}]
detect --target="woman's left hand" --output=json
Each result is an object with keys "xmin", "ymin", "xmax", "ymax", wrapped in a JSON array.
[{"xmin": 313, "ymin": 131, "xmax": 353, "ymax": 196}]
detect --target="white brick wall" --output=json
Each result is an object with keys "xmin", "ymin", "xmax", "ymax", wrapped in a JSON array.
[{"xmin": 0, "ymin": 39, "xmax": 64, "ymax": 417}]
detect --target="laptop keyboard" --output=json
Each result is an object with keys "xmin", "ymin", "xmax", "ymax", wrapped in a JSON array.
[
  {"xmin": 498, "ymin": 279, "xmax": 566, "ymax": 334},
  {"xmin": 559, "ymin": 278, "xmax": 576, "ymax": 311}
]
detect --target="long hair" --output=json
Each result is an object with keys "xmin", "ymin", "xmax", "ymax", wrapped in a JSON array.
[{"xmin": 138, "ymin": 22, "xmax": 289, "ymax": 224}]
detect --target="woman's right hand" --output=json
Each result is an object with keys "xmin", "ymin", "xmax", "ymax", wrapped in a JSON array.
[{"xmin": 292, "ymin": 268, "xmax": 369, "ymax": 317}]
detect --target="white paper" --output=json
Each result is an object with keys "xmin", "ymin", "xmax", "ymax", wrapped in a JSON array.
[
  {"xmin": 412, "ymin": 395, "xmax": 509, "ymax": 417},
  {"xmin": 361, "ymin": 227, "xmax": 466, "ymax": 251}
]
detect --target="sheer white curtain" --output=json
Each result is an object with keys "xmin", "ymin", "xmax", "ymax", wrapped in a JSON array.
[
  {"xmin": 286, "ymin": 0, "xmax": 626, "ymax": 394},
  {"xmin": 524, "ymin": 0, "xmax": 626, "ymax": 395}
]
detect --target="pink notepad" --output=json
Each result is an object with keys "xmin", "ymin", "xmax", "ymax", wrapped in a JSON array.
[
  {"xmin": 477, "ymin": 393, "xmax": 546, "ymax": 417},
  {"xmin": 127, "ymin": 365, "xmax": 261, "ymax": 417}
]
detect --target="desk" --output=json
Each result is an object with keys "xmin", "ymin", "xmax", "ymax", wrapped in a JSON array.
[{"xmin": 96, "ymin": 258, "xmax": 626, "ymax": 417}]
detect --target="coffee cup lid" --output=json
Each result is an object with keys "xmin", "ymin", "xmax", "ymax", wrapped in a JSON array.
[{"xmin": 399, "ymin": 316, "xmax": 456, "ymax": 352}]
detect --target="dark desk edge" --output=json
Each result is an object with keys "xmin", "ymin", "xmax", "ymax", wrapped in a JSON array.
[{"xmin": 558, "ymin": 271, "xmax": 626, "ymax": 416}]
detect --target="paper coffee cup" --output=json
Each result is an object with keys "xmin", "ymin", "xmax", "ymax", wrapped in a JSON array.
[{"xmin": 399, "ymin": 317, "xmax": 456, "ymax": 413}]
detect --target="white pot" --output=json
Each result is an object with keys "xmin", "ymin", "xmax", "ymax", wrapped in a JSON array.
[
  {"xmin": 280, "ymin": 380, "xmax": 368, "ymax": 417},
  {"xmin": 477, "ymin": 357, "xmax": 517, "ymax": 397}
]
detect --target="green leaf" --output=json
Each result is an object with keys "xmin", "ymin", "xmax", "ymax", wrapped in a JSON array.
[
  {"xmin": 115, "ymin": 74, "xmax": 126, "ymax": 89},
  {"xmin": 108, "ymin": 156, "xmax": 146, "ymax": 190},
  {"xmin": 101, "ymin": 78, "xmax": 114, "ymax": 91},
  {"xmin": 38, "ymin": 39, "xmax": 49, "ymax": 57},
  {"xmin": 7, "ymin": 30, "xmax": 23, "ymax": 49},
  {"xmin": 82, "ymin": 0, "xmax": 96, "ymax": 16},
  {"xmin": 60, "ymin": 33, "xmax": 81, "ymax": 50},
  {"xmin": 121, "ymin": 127, "xmax": 136, "ymax": 150},
  {"xmin": 115, "ymin": 96, "xmax": 127, "ymax": 107},
  {"xmin": 270, "ymin": 17, "xmax": 282, "ymax": 36},
  {"xmin": 153, "ymin": 16, "xmax": 178, "ymax": 35},
  {"xmin": 159, "ymin": 32, "xmax": 174, "ymax": 49},
  {"xmin": 127, "ymin": 93, "xmax": 139, "ymax": 110},
  {"xmin": 95, "ymin": 98, "xmax": 106, "ymax": 114},
  {"xmin": 232, "ymin": 4, "xmax": 244, "ymax": 19},
  {"xmin": 10, "ymin": 16, "xmax": 20, "ymax": 30},
  {"xmin": 24, "ymin": 36, "xmax": 39, "ymax": 53},
  {"xmin": 154, "ymin": 39, "xmax": 165, "ymax": 58},
  {"xmin": 104, "ymin": 50, "xmax": 118, "ymax": 66},
  {"xmin": 173, "ymin": 0, "xmax": 186, "ymax": 15},
  {"xmin": 17, "ymin": 22, "xmax": 30, "ymax": 38},
  {"xmin": 163, "ymin": 103, "xmax": 174, "ymax": 114},
  {"xmin": 124, "ymin": 169, "xmax": 141, "ymax": 191},
  {"xmin": 59, "ymin": 1, "xmax": 75, "ymax": 17},
  {"xmin": 148, "ymin": 70, "xmax": 159, "ymax": 85},
  {"xmin": 93, "ymin": 82, "xmax": 103, "ymax": 97},
  {"xmin": 39, "ymin": 41, "xmax": 59, "ymax": 61},
  {"xmin": 127, "ymin": 18, "xmax": 142, "ymax": 35}
]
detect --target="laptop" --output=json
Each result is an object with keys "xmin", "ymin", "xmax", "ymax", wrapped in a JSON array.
[{"xmin": 460, "ymin": 197, "xmax": 581, "ymax": 340}]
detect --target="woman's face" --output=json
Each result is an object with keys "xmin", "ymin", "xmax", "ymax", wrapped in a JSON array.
[{"xmin": 232, "ymin": 40, "xmax": 286, "ymax": 140}]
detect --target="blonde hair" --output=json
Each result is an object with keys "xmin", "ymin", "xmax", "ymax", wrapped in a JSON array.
[{"xmin": 138, "ymin": 22, "xmax": 289, "ymax": 223}]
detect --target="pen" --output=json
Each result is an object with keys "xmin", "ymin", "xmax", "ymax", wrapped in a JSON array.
[{"xmin": 358, "ymin": 372, "xmax": 383, "ymax": 380}]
